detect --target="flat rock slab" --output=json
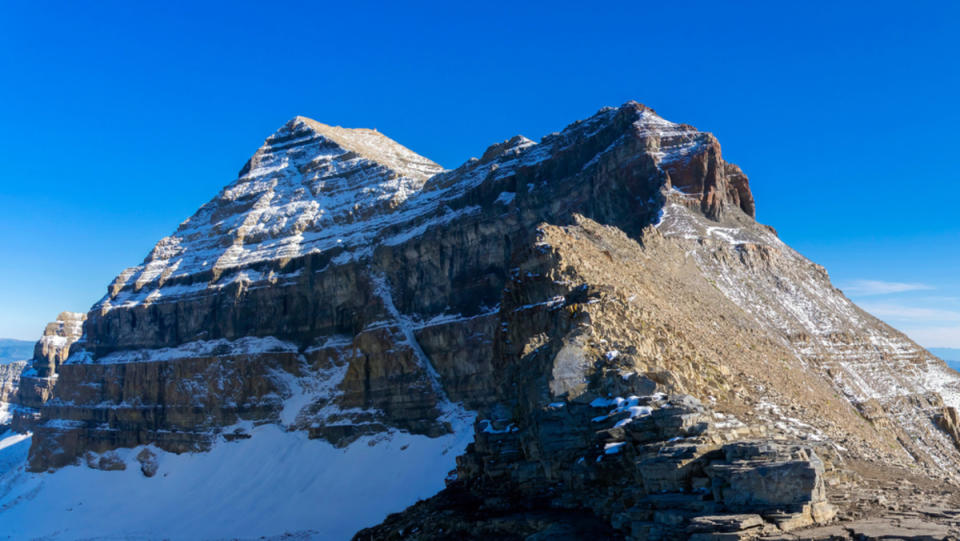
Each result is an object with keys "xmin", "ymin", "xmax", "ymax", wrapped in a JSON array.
[
  {"xmin": 762, "ymin": 517, "xmax": 957, "ymax": 541},
  {"xmin": 761, "ymin": 525, "xmax": 851, "ymax": 540},
  {"xmin": 691, "ymin": 533, "xmax": 761, "ymax": 541},
  {"xmin": 792, "ymin": 525, "xmax": 852, "ymax": 540},
  {"xmin": 846, "ymin": 518, "xmax": 952, "ymax": 540},
  {"xmin": 689, "ymin": 514, "xmax": 764, "ymax": 532}
]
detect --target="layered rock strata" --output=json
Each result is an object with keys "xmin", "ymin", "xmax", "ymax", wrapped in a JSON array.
[
  {"xmin": 14, "ymin": 102, "xmax": 960, "ymax": 538},
  {"xmin": 32, "ymin": 311, "xmax": 85, "ymax": 377},
  {"xmin": 6, "ymin": 312, "xmax": 87, "ymax": 434}
]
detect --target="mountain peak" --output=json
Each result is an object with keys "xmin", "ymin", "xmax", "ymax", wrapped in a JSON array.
[
  {"xmin": 263, "ymin": 115, "xmax": 443, "ymax": 182},
  {"xmin": 98, "ymin": 115, "xmax": 446, "ymax": 309}
]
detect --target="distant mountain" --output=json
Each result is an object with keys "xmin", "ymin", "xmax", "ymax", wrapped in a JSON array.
[
  {"xmin": 930, "ymin": 347, "xmax": 960, "ymax": 372},
  {"xmin": 0, "ymin": 339, "xmax": 32, "ymax": 365}
]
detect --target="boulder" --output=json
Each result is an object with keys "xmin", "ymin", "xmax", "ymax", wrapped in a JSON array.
[
  {"xmin": 709, "ymin": 447, "xmax": 826, "ymax": 512},
  {"xmin": 137, "ymin": 448, "xmax": 159, "ymax": 477},
  {"xmin": 846, "ymin": 518, "xmax": 951, "ymax": 540}
]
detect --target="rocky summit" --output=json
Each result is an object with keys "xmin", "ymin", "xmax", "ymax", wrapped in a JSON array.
[{"xmin": 2, "ymin": 102, "xmax": 960, "ymax": 540}]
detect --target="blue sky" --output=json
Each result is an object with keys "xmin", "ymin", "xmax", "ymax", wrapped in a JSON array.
[{"xmin": 1, "ymin": 1, "xmax": 958, "ymax": 347}]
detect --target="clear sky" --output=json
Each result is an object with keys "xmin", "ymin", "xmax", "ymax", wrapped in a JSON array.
[{"xmin": 1, "ymin": 1, "xmax": 958, "ymax": 347}]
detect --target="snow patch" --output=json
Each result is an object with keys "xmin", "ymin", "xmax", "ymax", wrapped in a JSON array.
[
  {"xmin": 0, "ymin": 419, "xmax": 474, "ymax": 540},
  {"xmin": 495, "ymin": 191, "xmax": 516, "ymax": 205},
  {"xmin": 69, "ymin": 336, "xmax": 298, "ymax": 365},
  {"xmin": 604, "ymin": 441, "xmax": 626, "ymax": 455}
]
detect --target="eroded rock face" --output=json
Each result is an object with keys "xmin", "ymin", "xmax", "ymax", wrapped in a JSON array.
[
  {"xmin": 935, "ymin": 406, "xmax": 960, "ymax": 451},
  {"xmin": 29, "ymin": 346, "xmax": 300, "ymax": 469},
  {"xmin": 0, "ymin": 361, "xmax": 27, "ymax": 430},
  {"xmin": 18, "ymin": 102, "xmax": 960, "ymax": 538},
  {"xmin": 32, "ymin": 311, "xmax": 85, "ymax": 378},
  {"xmin": 0, "ymin": 363, "xmax": 24, "ymax": 405},
  {"xmin": 658, "ymin": 132, "xmax": 755, "ymax": 220},
  {"xmin": 1, "ymin": 312, "xmax": 88, "ymax": 434}
]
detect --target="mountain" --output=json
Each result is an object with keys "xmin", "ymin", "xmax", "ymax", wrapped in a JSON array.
[
  {"xmin": 2, "ymin": 102, "xmax": 960, "ymax": 539},
  {"xmin": 0, "ymin": 338, "xmax": 33, "ymax": 365}
]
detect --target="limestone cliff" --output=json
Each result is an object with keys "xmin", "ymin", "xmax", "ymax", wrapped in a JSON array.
[
  {"xmin": 8, "ymin": 102, "xmax": 960, "ymax": 539},
  {"xmin": 4, "ymin": 312, "xmax": 87, "ymax": 434},
  {"xmin": 32, "ymin": 311, "xmax": 85, "ymax": 377}
]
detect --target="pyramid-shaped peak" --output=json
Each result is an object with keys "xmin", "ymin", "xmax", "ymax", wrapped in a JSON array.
[
  {"xmin": 268, "ymin": 115, "xmax": 445, "ymax": 182},
  {"xmin": 620, "ymin": 100, "xmax": 654, "ymax": 112},
  {"xmin": 619, "ymin": 101, "xmax": 703, "ymax": 135}
]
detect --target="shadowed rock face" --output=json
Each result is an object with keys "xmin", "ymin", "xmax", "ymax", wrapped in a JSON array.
[{"xmin": 16, "ymin": 102, "xmax": 960, "ymax": 538}]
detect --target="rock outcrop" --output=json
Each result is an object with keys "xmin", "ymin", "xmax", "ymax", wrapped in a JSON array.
[
  {"xmin": 5, "ymin": 312, "xmax": 87, "ymax": 434},
  {"xmin": 0, "ymin": 361, "xmax": 26, "ymax": 430},
  {"xmin": 9, "ymin": 102, "xmax": 960, "ymax": 538},
  {"xmin": 0, "ymin": 363, "xmax": 24, "ymax": 405},
  {"xmin": 32, "ymin": 311, "xmax": 85, "ymax": 377}
]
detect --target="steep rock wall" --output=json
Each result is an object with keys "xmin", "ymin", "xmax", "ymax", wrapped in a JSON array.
[{"xmin": 31, "ymin": 102, "xmax": 744, "ymax": 471}]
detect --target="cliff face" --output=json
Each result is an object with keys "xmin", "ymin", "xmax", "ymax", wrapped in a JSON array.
[
  {"xmin": 31, "ymin": 103, "xmax": 691, "ymax": 469},
  {"xmin": 360, "ymin": 205, "xmax": 960, "ymax": 538},
  {"xmin": 0, "ymin": 313, "xmax": 86, "ymax": 434},
  {"xmin": 31, "ymin": 311, "xmax": 85, "ymax": 377},
  {"xmin": 5, "ymin": 102, "xmax": 960, "ymax": 539},
  {"xmin": 0, "ymin": 361, "xmax": 27, "ymax": 429}
]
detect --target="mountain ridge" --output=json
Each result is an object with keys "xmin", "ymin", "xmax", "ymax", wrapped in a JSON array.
[{"xmin": 2, "ymin": 102, "xmax": 960, "ymax": 539}]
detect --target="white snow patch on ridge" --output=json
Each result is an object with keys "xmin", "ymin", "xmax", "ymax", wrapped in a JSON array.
[
  {"xmin": 0, "ymin": 418, "xmax": 474, "ymax": 540},
  {"xmin": 922, "ymin": 358, "xmax": 960, "ymax": 410},
  {"xmin": 67, "ymin": 336, "xmax": 298, "ymax": 365}
]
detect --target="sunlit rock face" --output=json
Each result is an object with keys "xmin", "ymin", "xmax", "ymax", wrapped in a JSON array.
[
  {"xmin": 32, "ymin": 311, "xmax": 85, "ymax": 378},
  {"xmin": 1, "ymin": 312, "xmax": 87, "ymax": 434},
  {"xmin": 10, "ymin": 102, "xmax": 960, "ymax": 539}
]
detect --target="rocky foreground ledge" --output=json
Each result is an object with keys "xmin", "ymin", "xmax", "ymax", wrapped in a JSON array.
[{"xmin": 359, "ymin": 391, "xmax": 960, "ymax": 539}]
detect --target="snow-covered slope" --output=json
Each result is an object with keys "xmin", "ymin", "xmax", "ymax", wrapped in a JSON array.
[{"xmin": 0, "ymin": 417, "xmax": 473, "ymax": 540}]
